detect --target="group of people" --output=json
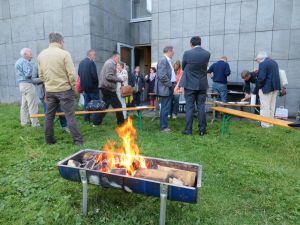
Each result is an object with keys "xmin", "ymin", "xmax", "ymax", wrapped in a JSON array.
[
  {"xmin": 15, "ymin": 32, "xmax": 282, "ymax": 146},
  {"xmin": 155, "ymin": 36, "xmax": 210, "ymax": 135},
  {"xmin": 155, "ymin": 36, "xmax": 282, "ymax": 133}
]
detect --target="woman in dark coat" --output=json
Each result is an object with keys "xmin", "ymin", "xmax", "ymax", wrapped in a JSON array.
[{"xmin": 146, "ymin": 67, "xmax": 157, "ymax": 107}]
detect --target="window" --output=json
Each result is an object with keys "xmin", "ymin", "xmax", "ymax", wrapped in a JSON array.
[{"xmin": 131, "ymin": 0, "xmax": 152, "ymax": 22}]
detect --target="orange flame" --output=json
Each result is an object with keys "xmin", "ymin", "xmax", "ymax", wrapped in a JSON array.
[{"xmin": 97, "ymin": 117, "xmax": 147, "ymax": 175}]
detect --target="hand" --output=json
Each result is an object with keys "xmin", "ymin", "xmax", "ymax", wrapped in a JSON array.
[
  {"xmin": 142, "ymin": 87, "xmax": 145, "ymax": 91},
  {"xmin": 244, "ymin": 94, "xmax": 251, "ymax": 100},
  {"xmin": 145, "ymin": 75, "xmax": 149, "ymax": 80}
]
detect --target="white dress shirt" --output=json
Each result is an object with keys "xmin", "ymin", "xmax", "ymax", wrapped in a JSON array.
[{"xmin": 165, "ymin": 55, "xmax": 176, "ymax": 82}]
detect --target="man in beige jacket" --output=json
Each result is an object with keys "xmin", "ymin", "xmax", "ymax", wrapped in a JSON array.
[{"xmin": 38, "ymin": 32, "xmax": 83, "ymax": 145}]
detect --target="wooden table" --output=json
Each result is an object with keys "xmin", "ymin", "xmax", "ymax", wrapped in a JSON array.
[{"xmin": 31, "ymin": 106, "xmax": 156, "ymax": 131}]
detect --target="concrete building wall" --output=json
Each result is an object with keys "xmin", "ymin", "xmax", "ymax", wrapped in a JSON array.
[
  {"xmin": 0, "ymin": 0, "xmax": 150, "ymax": 103},
  {"xmin": 131, "ymin": 20, "xmax": 152, "ymax": 45},
  {"xmin": 89, "ymin": 0, "xmax": 132, "ymax": 75},
  {"xmin": 0, "ymin": 0, "xmax": 92, "ymax": 103},
  {"xmin": 151, "ymin": 0, "xmax": 300, "ymax": 115}
]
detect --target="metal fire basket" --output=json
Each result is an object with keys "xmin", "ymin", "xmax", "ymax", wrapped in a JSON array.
[{"xmin": 57, "ymin": 149, "xmax": 203, "ymax": 225}]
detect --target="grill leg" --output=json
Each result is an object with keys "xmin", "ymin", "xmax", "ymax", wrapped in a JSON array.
[
  {"xmin": 80, "ymin": 170, "xmax": 88, "ymax": 216},
  {"xmin": 159, "ymin": 184, "xmax": 168, "ymax": 225}
]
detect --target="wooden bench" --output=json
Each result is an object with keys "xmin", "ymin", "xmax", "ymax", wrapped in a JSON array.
[
  {"xmin": 212, "ymin": 106, "xmax": 293, "ymax": 134},
  {"xmin": 207, "ymin": 101, "xmax": 260, "ymax": 123},
  {"xmin": 30, "ymin": 106, "xmax": 156, "ymax": 131}
]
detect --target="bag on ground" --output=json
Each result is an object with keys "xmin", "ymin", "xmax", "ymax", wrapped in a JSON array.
[
  {"xmin": 86, "ymin": 100, "xmax": 106, "ymax": 111},
  {"xmin": 275, "ymin": 106, "xmax": 288, "ymax": 120}
]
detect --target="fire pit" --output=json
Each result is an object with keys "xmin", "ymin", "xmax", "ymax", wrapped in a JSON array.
[{"xmin": 57, "ymin": 118, "xmax": 202, "ymax": 225}]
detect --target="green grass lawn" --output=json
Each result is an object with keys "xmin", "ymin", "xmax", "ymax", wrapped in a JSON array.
[{"xmin": 0, "ymin": 104, "xmax": 299, "ymax": 225}]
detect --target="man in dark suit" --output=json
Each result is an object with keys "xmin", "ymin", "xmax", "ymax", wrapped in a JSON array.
[
  {"xmin": 78, "ymin": 50, "xmax": 99, "ymax": 123},
  {"xmin": 154, "ymin": 46, "xmax": 176, "ymax": 132},
  {"xmin": 179, "ymin": 36, "xmax": 211, "ymax": 136},
  {"xmin": 255, "ymin": 51, "xmax": 281, "ymax": 128}
]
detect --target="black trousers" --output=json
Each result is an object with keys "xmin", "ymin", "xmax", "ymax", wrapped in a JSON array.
[
  {"xmin": 184, "ymin": 89, "xmax": 207, "ymax": 133},
  {"xmin": 45, "ymin": 90, "xmax": 84, "ymax": 144},
  {"xmin": 133, "ymin": 92, "xmax": 142, "ymax": 106},
  {"xmin": 95, "ymin": 88, "xmax": 125, "ymax": 125}
]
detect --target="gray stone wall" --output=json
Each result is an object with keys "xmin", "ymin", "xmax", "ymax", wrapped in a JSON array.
[
  {"xmin": 151, "ymin": 0, "xmax": 300, "ymax": 115},
  {"xmin": 131, "ymin": 20, "xmax": 152, "ymax": 45},
  {"xmin": 0, "ymin": 0, "xmax": 92, "ymax": 103},
  {"xmin": 89, "ymin": 0, "xmax": 132, "ymax": 75}
]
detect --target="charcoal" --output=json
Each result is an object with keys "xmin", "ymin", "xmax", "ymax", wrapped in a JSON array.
[
  {"xmin": 85, "ymin": 159, "xmax": 96, "ymax": 170},
  {"xmin": 110, "ymin": 168, "xmax": 127, "ymax": 175},
  {"xmin": 92, "ymin": 164, "xmax": 101, "ymax": 171},
  {"xmin": 67, "ymin": 160, "xmax": 81, "ymax": 167}
]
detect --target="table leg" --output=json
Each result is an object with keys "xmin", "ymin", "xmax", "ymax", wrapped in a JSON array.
[
  {"xmin": 151, "ymin": 97, "xmax": 160, "ymax": 122},
  {"xmin": 211, "ymin": 102, "xmax": 216, "ymax": 124},
  {"xmin": 211, "ymin": 96, "xmax": 217, "ymax": 124},
  {"xmin": 137, "ymin": 111, "xmax": 143, "ymax": 131},
  {"xmin": 221, "ymin": 114, "xmax": 232, "ymax": 135}
]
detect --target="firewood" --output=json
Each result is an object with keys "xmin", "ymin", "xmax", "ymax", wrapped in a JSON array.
[
  {"xmin": 134, "ymin": 169, "xmax": 169, "ymax": 182},
  {"xmin": 67, "ymin": 160, "xmax": 80, "ymax": 167},
  {"xmin": 110, "ymin": 168, "xmax": 127, "ymax": 175},
  {"xmin": 169, "ymin": 177, "xmax": 184, "ymax": 186},
  {"xmin": 82, "ymin": 152, "xmax": 96, "ymax": 162},
  {"xmin": 157, "ymin": 165, "xmax": 196, "ymax": 187}
]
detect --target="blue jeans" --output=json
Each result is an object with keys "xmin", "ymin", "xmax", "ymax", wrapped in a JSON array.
[
  {"xmin": 40, "ymin": 98, "xmax": 67, "ymax": 128},
  {"xmin": 212, "ymin": 82, "xmax": 228, "ymax": 102},
  {"xmin": 160, "ymin": 95, "xmax": 172, "ymax": 130},
  {"xmin": 169, "ymin": 94, "xmax": 180, "ymax": 116},
  {"xmin": 83, "ymin": 91, "xmax": 100, "ymax": 122}
]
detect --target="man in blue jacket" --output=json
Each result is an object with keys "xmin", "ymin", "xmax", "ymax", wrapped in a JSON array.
[
  {"xmin": 255, "ymin": 51, "xmax": 281, "ymax": 128},
  {"xmin": 179, "ymin": 36, "xmax": 211, "ymax": 136},
  {"xmin": 207, "ymin": 56, "xmax": 231, "ymax": 102},
  {"xmin": 78, "ymin": 50, "xmax": 99, "ymax": 123},
  {"xmin": 15, "ymin": 48, "xmax": 40, "ymax": 127}
]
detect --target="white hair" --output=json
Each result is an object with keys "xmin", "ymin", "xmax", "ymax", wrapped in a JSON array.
[
  {"xmin": 256, "ymin": 51, "xmax": 268, "ymax": 60},
  {"xmin": 20, "ymin": 48, "xmax": 32, "ymax": 57}
]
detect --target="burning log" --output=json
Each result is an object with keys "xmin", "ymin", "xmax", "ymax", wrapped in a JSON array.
[
  {"xmin": 157, "ymin": 165, "xmax": 196, "ymax": 187},
  {"xmin": 110, "ymin": 168, "xmax": 127, "ymax": 175},
  {"xmin": 134, "ymin": 169, "xmax": 169, "ymax": 182},
  {"xmin": 82, "ymin": 152, "xmax": 96, "ymax": 162}
]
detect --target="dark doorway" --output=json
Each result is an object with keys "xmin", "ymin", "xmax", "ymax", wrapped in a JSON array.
[
  {"xmin": 134, "ymin": 46, "xmax": 151, "ymax": 76},
  {"xmin": 134, "ymin": 46, "xmax": 151, "ymax": 103}
]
